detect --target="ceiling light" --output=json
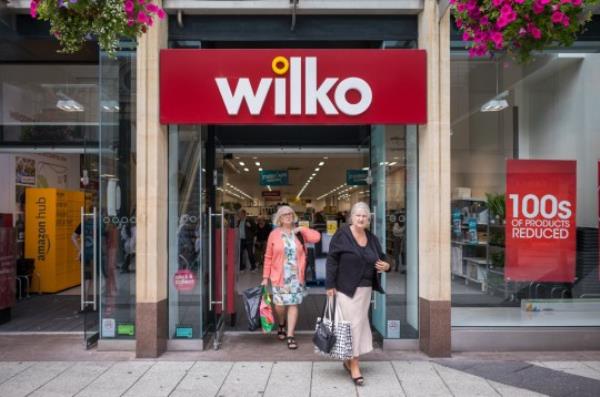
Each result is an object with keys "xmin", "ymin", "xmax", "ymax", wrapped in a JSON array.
[
  {"xmin": 56, "ymin": 99, "xmax": 84, "ymax": 112},
  {"xmin": 255, "ymin": 162, "xmax": 260, "ymax": 166},
  {"xmin": 318, "ymin": 161, "xmax": 325, "ymax": 166},
  {"xmin": 258, "ymin": 167, "xmax": 263, "ymax": 171},
  {"xmin": 311, "ymin": 173, "xmax": 316, "ymax": 177},
  {"xmin": 239, "ymin": 161, "xmax": 245, "ymax": 166},
  {"xmin": 315, "ymin": 168, "xmax": 320, "ymax": 171},
  {"xmin": 388, "ymin": 162, "xmax": 397, "ymax": 166},
  {"xmin": 481, "ymin": 98, "xmax": 509, "ymax": 112},
  {"xmin": 243, "ymin": 167, "xmax": 249, "ymax": 172},
  {"xmin": 362, "ymin": 167, "xmax": 369, "ymax": 171}
]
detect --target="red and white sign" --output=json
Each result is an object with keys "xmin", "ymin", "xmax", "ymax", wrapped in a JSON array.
[
  {"xmin": 506, "ymin": 159, "xmax": 576, "ymax": 282},
  {"xmin": 262, "ymin": 190, "xmax": 281, "ymax": 201},
  {"xmin": 173, "ymin": 269, "xmax": 197, "ymax": 292},
  {"xmin": 160, "ymin": 49, "xmax": 426, "ymax": 125}
]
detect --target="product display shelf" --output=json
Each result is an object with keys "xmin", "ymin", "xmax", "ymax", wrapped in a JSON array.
[{"xmin": 451, "ymin": 198, "xmax": 490, "ymax": 292}]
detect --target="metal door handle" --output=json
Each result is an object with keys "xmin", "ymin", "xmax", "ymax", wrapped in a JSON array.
[
  {"xmin": 92, "ymin": 207, "xmax": 97, "ymax": 311},
  {"xmin": 208, "ymin": 207, "xmax": 213, "ymax": 307},
  {"xmin": 220, "ymin": 208, "xmax": 225, "ymax": 311},
  {"xmin": 80, "ymin": 207, "xmax": 84, "ymax": 311}
]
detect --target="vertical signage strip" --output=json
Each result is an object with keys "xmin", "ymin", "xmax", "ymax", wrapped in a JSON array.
[{"xmin": 505, "ymin": 159, "xmax": 576, "ymax": 282}]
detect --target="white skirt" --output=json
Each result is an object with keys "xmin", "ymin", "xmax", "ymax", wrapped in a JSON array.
[{"xmin": 336, "ymin": 287, "xmax": 373, "ymax": 357}]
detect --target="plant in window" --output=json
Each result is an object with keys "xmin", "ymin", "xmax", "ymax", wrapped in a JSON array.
[
  {"xmin": 29, "ymin": 0, "xmax": 166, "ymax": 57},
  {"xmin": 450, "ymin": 0, "xmax": 599, "ymax": 63},
  {"xmin": 485, "ymin": 192, "xmax": 506, "ymax": 223}
]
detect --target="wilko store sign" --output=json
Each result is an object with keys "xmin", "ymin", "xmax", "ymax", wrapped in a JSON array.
[
  {"xmin": 160, "ymin": 50, "xmax": 426, "ymax": 124},
  {"xmin": 506, "ymin": 160, "xmax": 576, "ymax": 282}
]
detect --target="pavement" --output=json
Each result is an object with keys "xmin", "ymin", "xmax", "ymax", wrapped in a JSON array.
[{"xmin": 0, "ymin": 334, "xmax": 600, "ymax": 396}]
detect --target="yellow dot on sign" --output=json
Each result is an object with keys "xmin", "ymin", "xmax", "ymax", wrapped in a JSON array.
[{"xmin": 272, "ymin": 56, "xmax": 289, "ymax": 75}]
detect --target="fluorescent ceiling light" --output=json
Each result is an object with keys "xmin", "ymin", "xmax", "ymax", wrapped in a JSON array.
[
  {"xmin": 255, "ymin": 162, "xmax": 260, "ymax": 166},
  {"xmin": 56, "ymin": 99, "xmax": 84, "ymax": 112},
  {"xmin": 481, "ymin": 99, "xmax": 509, "ymax": 112},
  {"xmin": 243, "ymin": 167, "xmax": 249, "ymax": 172},
  {"xmin": 239, "ymin": 161, "xmax": 245, "ymax": 166},
  {"xmin": 258, "ymin": 167, "xmax": 263, "ymax": 171},
  {"xmin": 318, "ymin": 161, "xmax": 325, "ymax": 166}
]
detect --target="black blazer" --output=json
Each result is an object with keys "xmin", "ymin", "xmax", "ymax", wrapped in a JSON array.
[{"xmin": 325, "ymin": 225, "xmax": 387, "ymax": 297}]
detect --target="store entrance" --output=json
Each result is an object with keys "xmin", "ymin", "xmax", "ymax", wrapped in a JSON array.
[
  {"xmin": 168, "ymin": 124, "xmax": 419, "ymax": 349},
  {"xmin": 0, "ymin": 148, "xmax": 100, "ymax": 348}
]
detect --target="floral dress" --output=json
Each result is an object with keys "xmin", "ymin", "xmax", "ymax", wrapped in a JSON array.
[{"xmin": 272, "ymin": 232, "xmax": 306, "ymax": 306}]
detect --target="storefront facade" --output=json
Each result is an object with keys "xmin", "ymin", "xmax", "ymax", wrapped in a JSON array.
[{"xmin": 2, "ymin": 1, "xmax": 598, "ymax": 358}]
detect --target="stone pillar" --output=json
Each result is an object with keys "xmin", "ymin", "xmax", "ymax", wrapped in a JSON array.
[
  {"xmin": 136, "ymin": 9, "xmax": 169, "ymax": 358},
  {"xmin": 417, "ymin": 1, "xmax": 452, "ymax": 357}
]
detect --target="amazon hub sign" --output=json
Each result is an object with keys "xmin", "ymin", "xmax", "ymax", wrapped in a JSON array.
[{"xmin": 160, "ymin": 50, "xmax": 427, "ymax": 125}]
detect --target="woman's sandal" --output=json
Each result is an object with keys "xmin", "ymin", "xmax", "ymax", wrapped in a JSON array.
[
  {"xmin": 343, "ymin": 361, "xmax": 364, "ymax": 386},
  {"xmin": 286, "ymin": 336, "xmax": 298, "ymax": 350},
  {"xmin": 276, "ymin": 324, "xmax": 286, "ymax": 341}
]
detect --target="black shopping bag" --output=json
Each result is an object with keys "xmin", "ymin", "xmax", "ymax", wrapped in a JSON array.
[{"xmin": 242, "ymin": 286, "xmax": 262, "ymax": 331}]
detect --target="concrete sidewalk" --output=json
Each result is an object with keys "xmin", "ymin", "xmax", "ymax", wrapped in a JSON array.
[
  {"xmin": 1, "ymin": 359, "xmax": 600, "ymax": 396},
  {"xmin": 1, "ymin": 335, "xmax": 600, "ymax": 396}
]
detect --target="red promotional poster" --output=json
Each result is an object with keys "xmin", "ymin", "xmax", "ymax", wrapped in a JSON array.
[
  {"xmin": 506, "ymin": 159, "xmax": 576, "ymax": 282},
  {"xmin": 160, "ymin": 49, "xmax": 426, "ymax": 125},
  {"xmin": 173, "ymin": 269, "xmax": 197, "ymax": 292}
]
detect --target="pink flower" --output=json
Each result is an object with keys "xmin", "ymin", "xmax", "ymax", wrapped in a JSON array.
[
  {"xmin": 492, "ymin": 0, "xmax": 504, "ymax": 7},
  {"xmin": 562, "ymin": 15, "xmax": 570, "ymax": 27},
  {"xmin": 552, "ymin": 11, "xmax": 565, "ymax": 24},
  {"xmin": 29, "ymin": 0, "xmax": 38, "ymax": 18},
  {"xmin": 138, "ymin": 0, "xmax": 145, "ymax": 3},
  {"xmin": 539, "ymin": 0, "xmax": 551, "ymax": 4},
  {"xmin": 514, "ymin": 0, "xmax": 525, "ymax": 3},
  {"xmin": 491, "ymin": 31, "xmax": 504, "ymax": 49},
  {"xmin": 146, "ymin": 3, "xmax": 159, "ymax": 13},
  {"xmin": 497, "ymin": 16, "xmax": 509, "ymax": 28},
  {"xmin": 532, "ymin": 1, "xmax": 544, "ymax": 13},
  {"xmin": 501, "ymin": 4, "xmax": 514, "ymax": 14},
  {"xmin": 457, "ymin": 3, "xmax": 466, "ymax": 12},
  {"xmin": 573, "ymin": 0, "xmax": 582, "ymax": 5},
  {"xmin": 560, "ymin": 0, "xmax": 572, "ymax": 3},
  {"xmin": 519, "ymin": 27, "xmax": 527, "ymax": 36},
  {"xmin": 124, "ymin": 0, "xmax": 134, "ymax": 12},
  {"xmin": 137, "ymin": 12, "xmax": 149, "ymax": 24},
  {"xmin": 157, "ymin": 9, "xmax": 166, "ymax": 19},
  {"xmin": 528, "ymin": 23, "xmax": 542, "ymax": 39},
  {"xmin": 480, "ymin": 16, "xmax": 489, "ymax": 25},
  {"xmin": 462, "ymin": 31, "xmax": 471, "ymax": 41},
  {"xmin": 456, "ymin": 18, "xmax": 463, "ymax": 28},
  {"xmin": 127, "ymin": 19, "xmax": 135, "ymax": 27}
]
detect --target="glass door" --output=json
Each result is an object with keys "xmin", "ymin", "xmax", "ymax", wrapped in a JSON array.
[
  {"xmin": 208, "ymin": 136, "xmax": 229, "ymax": 349},
  {"xmin": 369, "ymin": 126, "xmax": 387, "ymax": 336}
]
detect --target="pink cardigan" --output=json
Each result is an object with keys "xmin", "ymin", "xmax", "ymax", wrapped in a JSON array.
[{"xmin": 263, "ymin": 227, "xmax": 321, "ymax": 286}]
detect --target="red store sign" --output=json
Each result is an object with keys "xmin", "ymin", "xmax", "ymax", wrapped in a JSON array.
[
  {"xmin": 505, "ymin": 159, "xmax": 576, "ymax": 282},
  {"xmin": 160, "ymin": 49, "xmax": 427, "ymax": 125}
]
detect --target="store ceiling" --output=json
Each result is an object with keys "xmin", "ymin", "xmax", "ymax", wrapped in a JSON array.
[{"xmin": 223, "ymin": 152, "xmax": 367, "ymax": 203}]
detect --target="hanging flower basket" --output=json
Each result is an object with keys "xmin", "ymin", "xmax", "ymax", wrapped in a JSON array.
[
  {"xmin": 450, "ymin": 0, "xmax": 598, "ymax": 63},
  {"xmin": 30, "ymin": 0, "xmax": 165, "ymax": 57}
]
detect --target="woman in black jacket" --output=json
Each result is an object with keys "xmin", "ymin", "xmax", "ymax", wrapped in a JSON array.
[{"xmin": 326, "ymin": 202, "xmax": 391, "ymax": 386}]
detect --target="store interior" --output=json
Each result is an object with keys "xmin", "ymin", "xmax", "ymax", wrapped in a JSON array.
[{"xmin": 216, "ymin": 146, "xmax": 409, "ymax": 333}]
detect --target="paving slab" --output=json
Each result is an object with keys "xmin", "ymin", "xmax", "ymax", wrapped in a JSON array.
[
  {"xmin": 170, "ymin": 361, "xmax": 233, "ymax": 397},
  {"xmin": 0, "ymin": 361, "xmax": 73, "ymax": 397},
  {"xmin": 76, "ymin": 361, "xmax": 154, "ymax": 397},
  {"xmin": 434, "ymin": 363, "xmax": 500, "ymax": 396},
  {"xmin": 263, "ymin": 361, "xmax": 312, "ymax": 397},
  {"xmin": 123, "ymin": 361, "xmax": 194, "ymax": 397},
  {"xmin": 487, "ymin": 380, "xmax": 547, "ymax": 397},
  {"xmin": 311, "ymin": 361, "xmax": 357, "ymax": 397},
  {"xmin": 216, "ymin": 361, "xmax": 273, "ymax": 397},
  {"xmin": 0, "ymin": 361, "xmax": 35, "ymax": 384},
  {"xmin": 357, "ymin": 361, "xmax": 405, "ymax": 397},
  {"xmin": 531, "ymin": 361, "xmax": 600, "ymax": 381},
  {"xmin": 391, "ymin": 361, "xmax": 452, "ymax": 397},
  {"xmin": 28, "ymin": 361, "xmax": 113, "ymax": 397}
]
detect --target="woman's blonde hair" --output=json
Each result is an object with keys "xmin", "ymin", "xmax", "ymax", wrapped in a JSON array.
[
  {"xmin": 272, "ymin": 205, "xmax": 298, "ymax": 227},
  {"xmin": 350, "ymin": 201, "xmax": 371, "ymax": 226}
]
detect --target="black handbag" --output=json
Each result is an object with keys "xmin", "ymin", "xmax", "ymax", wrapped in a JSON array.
[{"xmin": 313, "ymin": 296, "xmax": 336, "ymax": 354}]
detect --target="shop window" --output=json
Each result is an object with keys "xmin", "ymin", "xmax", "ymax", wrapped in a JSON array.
[{"xmin": 450, "ymin": 46, "xmax": 600, "ymax": 326}]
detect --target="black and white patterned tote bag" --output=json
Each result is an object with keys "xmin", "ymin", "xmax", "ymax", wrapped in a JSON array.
[{"xmin": 328, "ymin": 299, "xmax": 353, "ymax": 360}]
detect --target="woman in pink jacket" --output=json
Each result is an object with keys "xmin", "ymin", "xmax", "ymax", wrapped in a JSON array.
[{"xmin": 261, "ymin": 205, "xmax": 321, "ymax": 349}]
